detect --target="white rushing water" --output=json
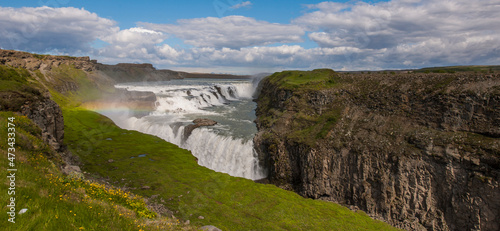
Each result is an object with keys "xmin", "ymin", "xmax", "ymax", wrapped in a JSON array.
[{"xmin": 99, "ymin": 78, "xmax": 267, "ymax": 180}]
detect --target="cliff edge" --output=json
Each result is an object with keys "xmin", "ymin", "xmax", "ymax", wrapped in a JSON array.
[{"xmin": 254, "ymin": 69, "xmax": 500, "ymax": 230}]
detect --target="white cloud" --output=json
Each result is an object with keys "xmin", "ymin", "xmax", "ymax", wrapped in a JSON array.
[
  {"xmin": 293, "ymin": 0, "xmax": 500, "ymax": 68},
  {"xmin": 96, "ymin": 27, "xmax": 182, "ymax": 64},
  {"xmin": 2, "ymin": 1, "xmax": 500, "ymax": 73},
  {"xmin": 140, "ymin": 16, "xmax": 304, "ymax": 49},
  {"xmin": 0, "ymin": 6, "xmax": 118, "ymax": 53},
  {"xmin": 231, "ymin": 1, "xmax": 252, "ymax": 9},
  {"xmin": 101, "ymin": 27, "xmax": 166, "ymax": 45}
]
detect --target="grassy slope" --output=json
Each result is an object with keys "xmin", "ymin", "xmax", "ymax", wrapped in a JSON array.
[
  {"xmin": 1, "ymin": 61, "xmax": 398, "ymax": 230},
  {"xmin": 0, "ymin": 112, "xmax": 185, "ymax": 231},
  {"xmin": 63, "ymin": 108, "xmax": 396, "ymax": 230},
  {"xmin": 0, "ymin": 65, "xmax": 190, "ymax": 231}
]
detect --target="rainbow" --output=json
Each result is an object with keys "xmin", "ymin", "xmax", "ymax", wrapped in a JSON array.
[{"xmin": 81, "ymin": 101, "xmax": 155, "ymax": 114}]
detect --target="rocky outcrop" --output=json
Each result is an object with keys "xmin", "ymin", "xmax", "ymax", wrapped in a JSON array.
[
  {"xmin": 0, "ymin": 86, "xmax": 65, "ymax": 151},
  {"xmin": 0, "ymin": 49, "xmax": 95, "ymax": 72},
  {"xmin": 21, "ymin": 96, "xmax": 65, "ymax": 151},
  {"xmin": 183, "ymin": 119, "xmax": 218, "ymax": 141},
  {"xmin": 95, "ymin": 63, "xmax": 184, "ymax": 83},
  {"xmin": 254, "ymin": 70, "xmax": 500, "ymax": 230},
  {"xmin": 0, "ymin": 49, "xmax": 185, "ymax": 86}
]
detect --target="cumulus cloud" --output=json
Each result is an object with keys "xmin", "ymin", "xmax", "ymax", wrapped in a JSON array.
[
  {"xmin": 295, "ymin": 0, "xmax": 500, "ymax": 68},
  {"xmin": 140, "ymin": 16, "xmax": 304, "ymax": 49},
  {"xmin": 101, "ymin": 27, "xmax": 165, "ymax": 45},
  {"xmin": 231, "ymin": 1, "xmax": 253, "ymax": 9},
  {"xmin": 112, "ymin": 0, "xmax": 500, "ymax": 71},
  {"xmin": 2, "ymin": 1, "xmax": 499, "ymax": 73},
  {"xmin": 96, "ymin": 27, "xmax": 185, "ymax": 64},
  {"xmin": 0, "ymin": 6, "xmax": 118, "ymax": 53}
]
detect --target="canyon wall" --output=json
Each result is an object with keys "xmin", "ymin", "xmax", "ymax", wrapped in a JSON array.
[{"xmin": 254, "ymin": 70, "xmax": 500, "ymax": 230}]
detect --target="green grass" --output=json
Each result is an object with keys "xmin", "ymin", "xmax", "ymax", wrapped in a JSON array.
[
  {"xmin": 62, "ymin": 107, "xmax": 397, "ymax": 230},
  {"xmin": 0, "ymin": 112, "xmax": 189, "ymax": 231},
  {"xmin": 415, "ymin": 65, "xmax": 500, "ymax": 73},
  {"xmin": 0, "ymin": 81, "xmax": 43, "ymax": 112},
  {"xmin": 0, "ymin": 80, "xmax": 24, "ymax": 92},
  {"xmin": 267, "ymin": 69, "xmax": 339, "ymax": 90},
  {"xmin": 0, "ymin": 65, "xmax": 30, "ymax": 83},
  {"xmin": 0, "ymin": 66, "xmax": 43, "ymax": 111}
]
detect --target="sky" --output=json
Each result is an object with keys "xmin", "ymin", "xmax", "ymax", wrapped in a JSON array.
[{"xmin": 0, "ymin": 0, "xmax": 499, "ymax": 74}]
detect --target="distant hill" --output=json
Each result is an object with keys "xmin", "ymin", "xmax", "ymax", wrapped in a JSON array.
[
  {"xmin": 183, "ymin": 72, "xmax": 251, "ymax": 79},
  {"xmin": 340, "ymin": 65, "xmax": 500, "ymax": 74},
  {"xmin": 414, "ymin": 65, "xmax": 500, "ymax": 73}
]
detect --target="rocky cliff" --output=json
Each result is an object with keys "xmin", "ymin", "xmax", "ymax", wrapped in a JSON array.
[
  {"xmin": 0, "ymin": 87, "xmax": 64, "ymax": 151},
  {"xmin": 20, "ymin": 94, "xmax": 65, "ymax": 151},
  {"xmin": 254, "ymin": 69, "xmax": 500, "ymax": 230},
  {"xmin": 0, "ymin": 63, "xmax": 65, "ymax": 152},
  {"xmin": 95, "ymin": 63, "xmax": 184, "ymax": 83},
  {"xmin": 0, "ymin": 49, "xmax": 186, "ymax": 84},
  {"xmin": 0, "ymin": 49, "xmax": 95, "ymax": 72}
]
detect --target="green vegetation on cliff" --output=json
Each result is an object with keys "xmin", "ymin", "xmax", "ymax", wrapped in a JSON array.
[
  {"xmin": 0, "ymin": 65, "xmax": 45, "ymax": 111},
  {"xmin": 41, "ymin": 64, "xmax": 114, "ymax": 108},
  {"xmin": 256, "ymin": 69, "xmax": 344, "ymax": 146},
  {"xmin": 415, "ymin": 65, "xmax": 500, "ymax": 73},
  {"xmin": 266, "ymin": 69, "xmax": 339, "ymax": 90},
  {"xmin": 0, "ymin": 65, "xmax": 31, "ymax": 84},
  {"xmin": 254, "ymin": 68, "xmax": 500, "ymax": 230}
]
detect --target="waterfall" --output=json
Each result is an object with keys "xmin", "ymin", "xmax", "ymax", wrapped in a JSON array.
[{"xmin": 101, "ymin": 78, "xmax": 267, "ymax": 180}]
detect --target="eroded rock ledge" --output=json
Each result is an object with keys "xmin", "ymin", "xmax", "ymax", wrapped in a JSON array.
[
  {"xmin": 183, "ymin": 119, "xmax": 218, "ymax": 141},
  {"xmin": 254, "ymin": 70, "xmax": 500, "ymax": 231}
]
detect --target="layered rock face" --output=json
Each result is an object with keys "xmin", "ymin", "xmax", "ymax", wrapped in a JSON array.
[
  {"xmin": 0, "ymin": 86, "xmax": 64, "ymax": 151},
  {"xmin": 21, "ymin": 96, "xmax": 64, "ymax": 150},
  {"xmin": 254, "ymin": 70, "xmax": 500, "ymax": 230},
  {"xmin": 0, "ymin": 49, "xmax": 185, "ymax": 84},
  {"xmin": 0, "ymin": 49, "xmax": 95, "ymax": 72}
]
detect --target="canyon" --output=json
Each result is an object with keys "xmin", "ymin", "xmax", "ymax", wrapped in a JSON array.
[
  {"xmin": 2, "ymin": 49, "xmax": 499, "ymax": 230},
  {"xmin": 254, "ymin": 69, "xmax": 500, "ymax": 230}
]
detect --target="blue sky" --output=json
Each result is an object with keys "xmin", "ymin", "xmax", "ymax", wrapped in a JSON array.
[
  {"xmin": 1, "ymin": 0, "xmax": 347, "ymax": 25},
  {"xmin": 1, "ymin": 0, "xmax": 499, "ymax": 74}
]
